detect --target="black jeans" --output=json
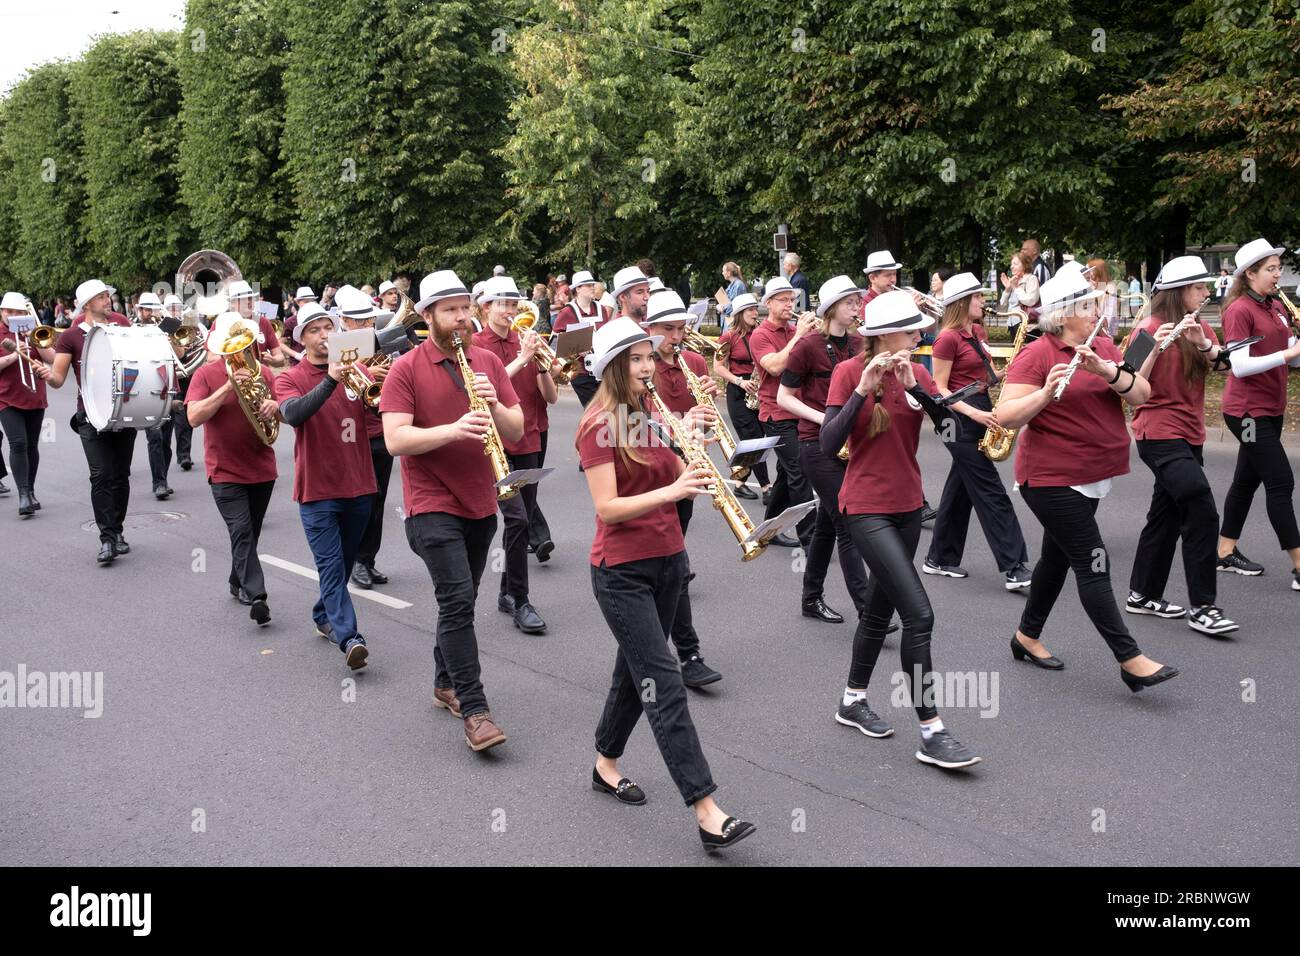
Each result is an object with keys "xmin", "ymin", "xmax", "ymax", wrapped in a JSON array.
[
  {"xmin": 211, "ymin": 480, "xmax": 275, "ymax": 601},
  {"xmin": 1018, "ymin": 484, "xmax": 1140, "ymax": 662},
  {"xmin": 0, "ymin": 406, "xmax": 44, "ymax": 493},
  {"xmin": 800, "ymin": 439, "xmax": 870, "ymax": 614},
  {"xmin": 591, "ymin": 553, "xmax": 717, "ymax": 806},
  {"xmin": 571, "ymin": 373, "xmax": 599, "ymax": 407},
  {"xmin": 146, "ymin": 418, "xmax": 174, "ymax": 486},
  {"xmin": 927, "ymin": 438, "xmax": 1029, "ymax": 572},
  {"xmin": 497, "ymin": 483, "xmax": 532, "ymax": 603},
  {"xmin": 843, "ymin": 509, "xmax": 936, "ymax": 720},
  {"xmin": 725, "ymin": 380, "xmax": 770, "ymax": 488},
  {"xmin": 667, "ymin": 498, "xmax": 702, "ymax": 660},
  {"xmin": 1221, "ymin": 414, "xmax": 1300, "ymax": 551},
  {"xmin": 357, "ymin": 436, "xmax": 394, "ymax": 567},
  {"xmin": 761, "ymin": 417, "xmax": 814, "ymax": 547},
  {"xmin": 405, "ymin": 511, "xmax": 498, "ymax": 717},
  {"xmin": 523, "ymin": 434, "xmax": 553, "ymax": 549},
  {"xmin": 173, "ymin": 375, "xmax": 193, "ymax": 464},
  {"xmin": 75, "ymin": 415, "xmax": 137, "ymax": 543},
  {"xmin": 1131, "ymin": 440, "xmax": 1218, "ymax": 607}
]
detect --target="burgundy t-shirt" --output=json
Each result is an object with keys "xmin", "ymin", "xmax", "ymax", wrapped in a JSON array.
[
  {"xmin": 1130, "ymin": 315, "xmax": 1219, "ymax": 444},
  {"xmin": 54, "ymin": 313, "xmax": 131, "ymax": 413},
  {"xmin": 931, "ymin": 324, "xmax": 993, "ymax": 391},
  {"xmin": 576, "ymin": 404, "xmax": 686, "ymax": 567},
  {"xmin": 651, "ymin": 349, "xmax": 710, "ymax": 416},
  {"xmin": 186, "ymin": 358, "xmax": 278, "ymax": 485},
  {"xmin": 826, "ymin": 359, "xmax": 936, "ymax": 514},
  {"xmin": 0, "ymin": 329, "xmax": 49, "ymax": 411},
  {"xmin": 378, "ymin": 339, "xmax": 519, "ymax": 520},
  {"xmin": 273, "ymin": 361, "xmax": 377, "ymax": 503},
  {"xmin": 473, "ymin": 324, "xmax": 549, "ymax": 455},
  {"xmin": 717, "ymin": 328, "xmax": 756, "ymax": 375},
  {"xmin": 782, "ymin": 331, "xmax": 862, "ymax": 441},
  {"xmin": 749, "ymin": 320, "xmax": 798, "ymax": 422},
  {"xmin": 254, "ymin": 316, "xmax": 281, "ymax": 363},
  {"xmin": 1221, "ymin": 293, "xmax": 1293, "ymax": 418},
  {"xmin": 1005, "ymin": 333, "xmax": 1131, "ymax": 487}
]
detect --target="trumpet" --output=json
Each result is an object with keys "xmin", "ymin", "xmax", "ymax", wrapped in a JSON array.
[
  {"xmin": 1157, "ymin": 295, "xmax": 1211, "ymax": 353},
  {"xmin": 900, "ymin": 287, "xmax": 947, "ymax": 322},
  {"xmin": 338, "ymin": 347, "xmax": 382, "ymax": 408},
  {"xmin": 510, "ymin": 302, "xmax": 579, "ymax": 383}
]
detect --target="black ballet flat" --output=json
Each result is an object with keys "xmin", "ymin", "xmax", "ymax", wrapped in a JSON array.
[
  {"xmin": 700, "ymin": 816, "xmax": 756, "ymax": 852},
  {"xmin": 1010, "ymin": 635, "xmax": 1063, "ymax": 670},
  {"xmin": 591, "ymin": 767, "xmax": 646, "ymax": 805},
  {"xmin": 1120, "ymin": 664, "xmax": 1179, "ymax": 693}
]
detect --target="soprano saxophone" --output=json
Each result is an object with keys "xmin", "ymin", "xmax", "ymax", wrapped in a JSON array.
[
  {"xmin": 453, "ymin": 332, "xmax": 521, "ymax": 501},
  {"xmin": 674, "ymin": 345, "xmax": 750, "ymax": 481}
]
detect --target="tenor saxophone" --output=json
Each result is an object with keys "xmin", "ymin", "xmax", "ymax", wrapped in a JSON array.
[
  {"xmin": 218, "ymin": 322, "xmax": 279, "ymax": 446},
  {"xmin": 453, "ymin": 332, "xmax": 520, "ymax": 501},
  {"xmin": 646, "ymin": 381, "xmax": 765, "ymax": 561},
  {"xmin": 674, "ymin": 345, "xmax": 751, "ymax": 481}
]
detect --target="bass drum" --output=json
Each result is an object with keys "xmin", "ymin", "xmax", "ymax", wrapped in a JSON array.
[{"xmin": 82, "ymin": 325, "xmax": 179, "ymax": 431}]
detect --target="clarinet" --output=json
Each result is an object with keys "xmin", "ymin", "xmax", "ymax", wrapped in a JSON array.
[{"xmin": 1157, "ymin": 295, "xmax": 1211, "ymax": 353}]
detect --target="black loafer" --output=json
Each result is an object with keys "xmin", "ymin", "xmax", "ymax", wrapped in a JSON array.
[
  {"xmin": 351, "ymin": 563, "xmax": 374, "ymax": 589},
  {"xmin": 153, "ymin": 484, "xmax": 172, "ymax": 500},
  {"xmin": 97, "ymin": 541, "xmax": 115, "ymax": 564},
  {"xmin": 1010, "ymin": 635, "xmax": 1063, "ymax": 670},
  {"xmin": 734, "ymin": 484, "xmax": 758, "ymax": 500},
  {"xmin": 592, "ymin": 767, "xmax": 646, "ymax": 805},
  {"xmin": 250, "ymin": 599, "xmax": 271, "ymax": 626},
  {"xmin": 534, "ymin": 540, "xmax": 555, "ymax": 563},
  {"xmin": 113, "ymin": 534, "xmax": 130, "ymax": 556},
  {"xmin": 801, "ymin": 598, "xmax": 844, "ymax": 624},
  {"xmin": 700, "ymin": 816, "xmax": 756, "ymax": 852},
  {"xmin": 367, "ymin": 565, "xmax": 388, "ymax": 585},
  {"xmin": 498, "ymin": 594, "xmax": 516, "ymax": 614},
  {"xmin": 234, "ymin": 588, "xmax": 254, "ymax": 607},
  {"xmin": 179, "ymin": 460, "xmax": 193, "ymax": 471},
  {"xmin": 768, "ymin": 532, "xmax": 800, "ymax": 548},
  {"xmin": 28, "ymin": 493, "xmax": 41, "ymax": 511},
  {"xmin": 513, "ymin": 602, "xmax": 547, "ymax": 634}
]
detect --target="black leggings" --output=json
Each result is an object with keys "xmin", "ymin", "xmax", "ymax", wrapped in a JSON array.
[
  {"xmin": 1220, "ymin": 414, "xmax": 1300, "ymax": 551},
  {"xmin": 0, "ymin": 406, "xmax": 44, "ymax": 492},
  {"xmin": 1130, "ymin": 440, "xmax": 1218, "ymax": 607},
  {"xmin": 844, "ymin": 509, "xmax": 937, "ymax": 720},
  {"xmin": 724, "ymin": 380, "xmax": 770, "ymax": 487}
]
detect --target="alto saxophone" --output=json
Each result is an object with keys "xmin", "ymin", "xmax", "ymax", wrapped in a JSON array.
[
  {"xmin": 978, "ymin": 311, "xmax": 1027, "ymax": 461},
  {"xmin": 674, "ymin": 345, "xmax": 750, "ymax": 481},
  {"xmin": 645, "ymin": 380, "xmax": 765, "ymax": 561},
  {"xmin": 453, "ymin": 332, "xmax": 521, "ymax": 501}
]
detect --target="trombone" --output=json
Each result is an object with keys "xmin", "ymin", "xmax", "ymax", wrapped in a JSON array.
[{"xmin": 8, "ymin": 299, "xmax": 52, "ymax": 391}]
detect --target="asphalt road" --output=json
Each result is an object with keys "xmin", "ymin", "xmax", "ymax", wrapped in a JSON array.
[{"xmin": 2, "ymin": 382, "xmax": 1297, "ymax": 866}]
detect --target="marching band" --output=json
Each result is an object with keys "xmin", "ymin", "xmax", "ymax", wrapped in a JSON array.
[{"xmin": 1, "ymin": 235, "xmax": 1297, "ymax": 851}]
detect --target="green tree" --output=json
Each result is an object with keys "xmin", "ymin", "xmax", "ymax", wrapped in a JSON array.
[
  {"xmin": 0, "ymin": 101, "xmax": 18, "ymax": 294},
  {"xmin": 71, "ymin": 31, "xmax": 191, "ymax": 294}
]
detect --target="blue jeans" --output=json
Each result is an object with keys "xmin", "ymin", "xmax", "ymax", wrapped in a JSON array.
[{"xmin": 299, "ymin": 496, "xmax": 372, "ymax": 650}]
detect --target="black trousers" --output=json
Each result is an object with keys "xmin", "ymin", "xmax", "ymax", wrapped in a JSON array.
[
  {"xmin": 405, "ymin": 511, "xmax": 497, "ymax": 717},
  {"xmin": 357, "ymin": 435, "xmax": 394, "ymax": 567},
  {"xmin": 667, "ymin": 498, "xmax": 701, "ymax": 661},
  {"xmin": 927, "ymin": 438, "xmax": 1028, "ymax": 572},
  {"xmin": 525, "ymin": 432, "xmax": 553, "ymax": 549},
  {"xmin": 146, "ymin": 418, "xmax": 174, "ymax": 486},
  {"xmin": 1130, "ymin": 440, "xmax": 1219, "ymax": 607},
  {"xmin": 1018, "ymin": 484, "xmax": 1141, "ymax": 662},
  {"xmin": 844, "ymin": 509, "xmax": 937, "ymax": 720},
  {"xmin": 761, "ymin": 417, "xmax": 814, "ymax": 547},
  {"xmin": 0, "ymin": 406, "xmax": 44, "ymax": 493},
  {"xmin": 211, "ymin": 480, "xmax": 275, "ymax": 601},
  {"xmin": 571, "ymin": 373, "xmax": 599, "ymax": 407},
  {"xmin": 724, "ymin": 380, "xmax": 770, "ymax": 488},
  {"xmin": 591, "ymin": 552, "xmax": 717, "ymax": 806},
  {"xmin": 172, "ymin": 374, "xmax": 193, "ymax": 464},
  {"xmin": 1221, "ymin": 414, "xmax": 1300, "ymax": 551},
  {"xmin": 800, "ymin": 439, "xmax": 870, "ymax": 614},
  {"xmin": 75, "ymin": 415, "xmax": 136, "ymax": 543}
]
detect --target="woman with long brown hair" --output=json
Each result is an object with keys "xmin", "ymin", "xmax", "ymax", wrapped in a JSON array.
[
  {"xmin": 1126, "ymin": 256, "xmax": 1238, "ymax": 634},
  {"xmin": 576, "ymin": 316, "xmax": 756, "ymax": 852},
  {"xmin": 1215, "ymin": 238, "xmax": 1300, "ymax": 588},
  {"xmin": 712, "ymin": 293, "xmax": 770, "ymax": 500}
]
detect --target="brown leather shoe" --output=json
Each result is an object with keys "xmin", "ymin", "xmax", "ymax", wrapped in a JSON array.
[
  {"xmin": 464, "ymin": 712, "xmax": 506, "ymax": 752},
  {"xmin": 432, "ymin": 686, "xmax": 463, "ymax": 718}
]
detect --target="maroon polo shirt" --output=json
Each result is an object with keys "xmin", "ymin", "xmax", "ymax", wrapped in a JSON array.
[
  {"xmin": 1221, "ymin": 292, "xmax": 1293, "ymax": 418},
  {"xmin": 931, "ymin": 324, "xmax": 993, "ymax": 392},
  {"xmin": 473, "ymin": 323, "xmax": 549, "ymax": 455},
  {"xmin": 273, "ymin": 361, "xmax": 377, "ymax": 503},
  {"xmin": 576, "ymin": 403, "xmax": 686, "ymax": 567},
  {"xmin": 0, "ymin": 328, "xmax": 48, "ymax": 411},
  {"xmin": 186, "ymin": 358, "xmax": 278, "ymax": 485},
  {"xmin": 749, "ymin": 319, "xmax": 798, "ymax": 422},
  {"xmin": 1130, "ymin": 315, "xmax": 1219, "ymax": 444},
  {"xmin": 54, "ymin": 313, "xmax": 132, "ymax": 414},
  {"xmin": 1005, "ymin": 333, "xmax": 1131, "ymax": 487},
  {"xmin": 826, "ymin": 359, "xmax": 935, "ymax": 514},
  {"xmin": 717, "ymin": 327, "xmax": 756, "ymax": 376},
  {"xmin": 651, "ymin": 348, "xmax": 710, "ymax": 416},
  {"xmin": 781, "ymin": 331, "xmax": 863, "ymax": 441},
  {"xmin": 378, "ymin": 339, "xmax": 519, "ymax": 520}
]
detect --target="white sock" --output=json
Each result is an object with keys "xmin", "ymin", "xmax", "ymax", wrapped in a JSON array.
[
  {"xmin": 842, "ymin": 687, "xmax": 867, "ymax": 707},
  {"xmin": 919, "ymin": 718, "xmax": 945, "ymax": 740}
]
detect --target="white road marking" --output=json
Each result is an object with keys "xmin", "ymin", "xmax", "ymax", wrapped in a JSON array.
[{"xmin": 259, "ymin": 554, "xmax": 414, "ymax": 609}]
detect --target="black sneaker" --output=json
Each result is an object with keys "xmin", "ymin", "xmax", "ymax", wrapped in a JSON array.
[
  {"xmin": 1125, "ymin": 592, "xmax": 1186, "ymax": 618},
  {"xmin": 921, "ymin": 501, "xmax": 938, "ymax": 524},
  {"xmin": 498, "ymin": 594, "xmax": 516, "ymax": 614},
  {"xmin": 1293, "ymin": 569, "xmax": 1300, "ymax": 592},
  {"xmin": 179, "ymin": 459, "xmax": 193, "ymax": 471},
  {"xmin": 922, "ymin": 559, "xmax": 967, "ymax": 579},
  {"xmin": 1187, "ymin": 605, "xmax": 1238, "ymax": 636},
  {"xmin": 534, "ymin": 540, "xmax": 555, "ymax": 563},
  {"xmin": 249, "ymin": 599, "xmax": 271, "ymax": 627},
  {"xmin": 680, "ymin": 656, "xmax": 722, "ymax": 688},
  {"xmin": 153, "ymin": 483, "xmax": 173, "ymax": 500},
  {"xmin": 834, "ymin": 698, "xmax": 894, "ymax": 738},
  {"xmin": 113, "ymin": 534, "xmax": 130, "ymax": 556},
  {"xmin": 1004, "ymin": 563, "xmax": 1032, "ymax": 591},
  {"xmin": 96, "ymin": 540, "xmax": 115, "ymax": 564},
  {"xmin": 1217, "ymin": 548, "xmax": 1264, "ymax": 576},
  {"xmin": 915, "ymin": 729, "xmax": 981, "ymax": 769}
]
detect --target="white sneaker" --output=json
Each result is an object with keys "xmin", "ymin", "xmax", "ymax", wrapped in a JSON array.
[
  {"xmin": 1125, "ymin": 592, "xmax": 1186, "ymax": 618},
  {"xmin": 1187, "ymin": 606, "xmax": 1239, "ymax": 636}
]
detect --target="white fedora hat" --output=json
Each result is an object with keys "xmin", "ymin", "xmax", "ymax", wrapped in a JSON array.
[
  {"xmin": 75, "ymin": 278, "xmax": 116, "ymax": 310},
  {"xmin": 940, "ymin": 272, "xmax": 987, "ymax": 307},
  {"xmin": 590, "ymin": 316, "xmax": 662, "ymax": 381},
  {"xmin": 570, "ymin": 270, "xmax": 598, "ymax": 289},
  {"xmin": 1037, "ymin": 270, "xmax": 1104, "ymax": 318},
  {"xmin": 761, "ymin": 276, "xmax": 795, "ymax": 304},
  {"xmin": 729, "ymin": 292, "xmax": 758, "ymax": 316},
  {"xmin": 336, "ymin": 284, "xmax": 381, "ymax": 321},
  {"xmin": 1153, "ymin": 255, "xmax": 1214, "ymax": 292},
  {"xmin": 647, "ymin": 277, "xmax": 665, "ymax": 292},
  {"xmin": 415, "ymin": 270, "xmax": 471, "ymax": 312},
  {"xmin": 641, "ymin": 289, "xmax": 691, "ymax": 328},
  {"xmin": 815, "ymin": 275, "xmax": 866, "ymax": 317},
  {"xmin": 163, "ymin": 293, "xmax": 183, "ymax": 309},
  {"xmin": 478, "ymin": 275, "xmax": 524, "ymax": 305},
  {"xmin": 136, "ymin": 291, "xmax": 164, "ymax": 310},
  {"xmin": 1233, "ymin": 237, "xmax": 1286, "ymax": 278},
  {"xmin": 377, "ymin": 280, "xmax": 397, "ymax": 296},
  {"xmin": 612, "ymin": 266, "xmax": 650, "ymax": 298},
  {"xmin": 0, "ymin": 291, "xmax": 29, "ymax": 312},
  {"xmin": 858, "ymin": 288, "xmax": 933, "ymax": 336},
  {"xmin": 292, "ymin": 302, "xmax": 342, "ymax": 344},
  {"xmin": 295, "ymin": 286, "xmax": 318, "ymax": 301},
  {"xmin": 863, "ymin": 250, "xmax": 903, "ymax": 275},
  {"xmin": 225, "ymin": 279, "xmax": 256, "ymax": 301}
]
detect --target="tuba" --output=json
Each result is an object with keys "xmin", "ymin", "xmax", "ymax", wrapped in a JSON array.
[
  {"xmin": 218, "ymin": 320, "xmax": 279, "ymax": 446},
  {"xmin": 978, "ymin": 308, "xmax": 1027, "ymax": 461}
]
